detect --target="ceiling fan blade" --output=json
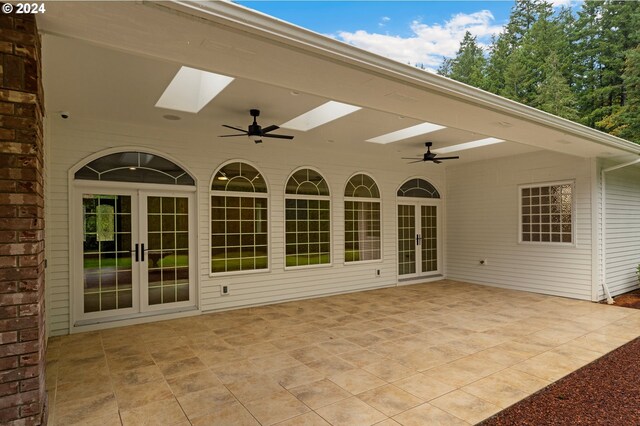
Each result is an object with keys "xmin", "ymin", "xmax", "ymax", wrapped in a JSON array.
[
  {"xmin": 262, "ymin": 134, "xmax": 294, "ymax": 140},
  {"xmin": 407, "ymin": 160, "xmax": 424, "ymax": 164},
  {"xmin": 222, "ymin": 125, "xmax": 246, "ymax": 132},
  {"xmin": 401, "ymin": 157, "xmax": 422, "ymax": 160},
  {"xmin": 433, "ymin": 160, "xmax": 442, "ymax": 164},
  {"xmin": 435, "ymin": 156, "xmax": 460, "ymax": 160},
  {"xmin": 262, "ymin": 125, "xmax": 280, "ymax": 134},
  {"xmin": 219, "ymin": 134, "xmax": 247, "ymax": 137}
]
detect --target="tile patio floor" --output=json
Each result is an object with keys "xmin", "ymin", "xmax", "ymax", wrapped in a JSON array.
[{"xmin": 46, "ymin": 281, "xmax": 640, "ymax": 425}]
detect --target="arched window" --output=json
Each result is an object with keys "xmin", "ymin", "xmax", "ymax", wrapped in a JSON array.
[
  {"xmin": 344, "ymin": 174, "xmax": 381, "ymax": 262},
  {"xmin": 397, "ymin": 178, "xmax": 440, "ymax": 198},
  {"xmin": 75, "ymin": 151, "xmax": 195, "ymax": 185},
  {"xmin": 285, "ymin": 169, "xmax": 331, "ymax": 267},
  {"xmin": 211, "ymin": 162, "xmax": 268, "ymax": 273}
]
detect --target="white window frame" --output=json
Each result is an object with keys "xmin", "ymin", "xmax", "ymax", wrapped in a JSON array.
[
  {"xmin": 284, "ymin": 167, "xmax": 332, "ymax": 270},
  {"xmin": 209, "ymin": 160, "xmax": 270, "ymax": 277},
  {"xmin": 344, "ymin": 172, "xmax": 382, "ymax": 265},
  {"xmin": 518, "ymin": 180, "xmax": 576, "ymax": 246}
]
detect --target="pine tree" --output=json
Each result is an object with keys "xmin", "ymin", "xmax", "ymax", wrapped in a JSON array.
[
  {"xmin": 438, "ymin": 31, "xmax": 486, "ymax": 88},
  {"xmin": 597, "ymin": 46, "xmax": 640, "ymax": 142},
  {"xmin": 535, "ymin": 51, "xmax": 579, "ymax": 120}
]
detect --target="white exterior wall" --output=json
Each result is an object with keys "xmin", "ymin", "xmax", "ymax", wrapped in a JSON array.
[
  {"xmin": 601, "ymin": 163, "xmax": 640, "ymax": 299},
  {"xmin": 46, "ymin": 118, "xmax": 446, "ymax": 335},
  {"xmin": 445, "ymin": 151, "xmax": 594, "ymax": 300}
]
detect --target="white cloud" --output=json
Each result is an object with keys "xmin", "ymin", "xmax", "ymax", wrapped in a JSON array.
[
  {"xmin": 379, "ymin": 16, "xmax": 391, "ymax": 27},
  {"xmin": 549, "ymin": 0, "xmax": 582, "ymax": 7},
  {"xmin": 334, "ymin": 10, "xmax": 503, "ymax": 71}
]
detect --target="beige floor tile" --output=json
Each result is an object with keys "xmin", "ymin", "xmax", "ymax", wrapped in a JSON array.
[
  {"xmin": 317, "ymin": 338, "xmax": 363, "ymax": 355},
  {"xmin": 511, "ymin": 351, "xmax": 586, "ymax": 382},
  {"xmin": 345, "ymin": 333, "xmax": 385, "ymax": 347},
  {"xmin": 54, "ymin": 392, "xmax": 119, "ymax": 426},
  {"xmin": 107, "ymin": 353, "xmax": 156, "ymax": 373},
  {"xmin": 110, "ymin": 365, "xmax": 164, "ymax": 390},
  {"xmin": 357, "ymin": 385, "xmax": 423, "ymax": 416},
  {"xmin": 315, "ymin": 396, "xmax": 387, "ymax": 426},
  {"xmin": 166, "ymin": 369, "xmax": 221, "ymax": 397},
  {"xmin": 190, "ymin": 400, "xmax": 259, "ymax": 426},
  {"xmin": 328, "ymin": 368, "xmax": 387, "ymax": 394},
  {"xmin": 430, "ymin": 390, "xmax": 501, "ymax": 424},
  {"xmin": 549, "ymin": 342, "xmax": 605, "ymax": 363},
  {"xmin": 114, "ymin": 378, "xmax": 174, "ymax": 411},
  {"xmin": 307, "ymin": 356, "xmax": 357, "ymax": 376},
  {"xmin": 244, "ymin": 389, "xmax": 310, "ymax": 425},
  {"xmin": 120, "ymin": 397, "xmax": 187, "ymax": 425},
  {"xmin": 289, "ymin": 379, "xmax": 352, "ymax": 409},
  {"xmin": 149, "ymin": 345, "xmax": 196, "ymax": 363},
  {"xmin": 226, "ymin": 374, "xmax": 286, "ymax": 403},
  {"xmin": 471, "ymin": 346, "xmax": 530, "ymax": 367},
  {"xmin": 571, "ymin": 331, "xmax": 629, "ymax": 353},
  {"xmin": 177, "ymin": 384, "xmax": 236, "ymax": 419},
  {"xmin": 210, "ymin": 359, "xmax": 265, "ymax": 383},
  {"xmin": 392, "ymin": 374, "xmax": 456, "ymax": 401},
  {"xmin": 462, "ymin": 375, "xmax": 530, "ymax": 408},
  {"xmin": 373, "ymin": 419, "xmax": 402, "ymax": 426},
  {"xmin": 392, "ymin": 403, "xmax": 469, "ymax": 426},
  {"xmin": 198, "ymin": 348, "xmax": 245, "ymax": 366},
  {"xmin": 363, "ymin": 360, "xmax": 415, "ymax": 382},
  {"xmin": 251, "ymin": 352, "xmax": 304, "ymax": 372},
  {"xmin": 337, "ymin": 349, "xmax": 386, "ymax": 368},
  {"xmin": 157, "ymin": 356, "xmax": 207, "ymax": 379},
  {"xmin": 530, "ymin": 327, "xmax": 586, "ymax": 345},
  {"xmin": 270, "ymin": 364, "xmax": 325, "ymax": 389},
  {"xmin": 275, "ymin": 412, "xmax": 331, "ymax": 425},
  {"xmin": 289, "ymin": 345, "xmax": 334, "ymax": 364},
  {"xmin": 55, "ymin": 374, "xmax": 113, "ymax": 403},
  {"xmin": 488, "ymin": 368, "xmax": 550, "ymax": 394}
]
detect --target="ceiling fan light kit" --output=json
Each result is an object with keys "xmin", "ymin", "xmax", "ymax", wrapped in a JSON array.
[{"xmin": 220, "ymin": 109, "xmax": 294, "ymax": 144}]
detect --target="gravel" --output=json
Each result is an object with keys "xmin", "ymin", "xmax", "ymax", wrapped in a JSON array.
[{"xmin": 479, "ymin": 337, "xmax": 640, "ymax": 426}]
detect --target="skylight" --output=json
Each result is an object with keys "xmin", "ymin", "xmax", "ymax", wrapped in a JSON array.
[
  {"xmin": 366, "ymin": 122, "xmax": 445, "ymax": 144},
  {"xmin": 280, "ymin": 101, "xmax": 361, "ymax": 131},
  {"xmin": 155, "ymin": 66, "xmax": 234, "ymax": 113},
  {"xmin": 434, "ymin": 137, "xmax": 505, "ymax": 154}
]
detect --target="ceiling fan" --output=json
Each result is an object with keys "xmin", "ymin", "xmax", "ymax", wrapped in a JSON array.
[
  {"xmin": 220, "ymin": 109, "xmax": 294, "ymax": 144},
  {"xmin": 403, "ymin": 142, "xmax": 459, "ymax": 164}
]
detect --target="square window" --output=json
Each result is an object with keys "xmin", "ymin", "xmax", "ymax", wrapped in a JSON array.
[{"xmin": 521, "ymin": 183, "xmax": 573, "ymax": 244}]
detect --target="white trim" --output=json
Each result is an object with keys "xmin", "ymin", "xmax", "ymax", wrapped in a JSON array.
[
  {"xmin": 517, "ymin": 180, "xmax": 576, "ymax": 247},
  {"xmin": 590, "ymin": 158, "xmax": 600, "ymax": 302}
]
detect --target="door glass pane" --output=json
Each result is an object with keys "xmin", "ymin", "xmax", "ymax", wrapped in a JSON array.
[
  {"xmin": 397, "ymin": 205, "xmax": 416, "ymax": 275},
  {"xmin": 148, "ymin": 196, "xmax": 189, "ymax": 305},
  {"xmin": 83, "ymin": 194, "xmax": 133, "ymax": 313},
  {"xmin": 421, "ymin": 206, "xmax": 438, "ymax": 273}
]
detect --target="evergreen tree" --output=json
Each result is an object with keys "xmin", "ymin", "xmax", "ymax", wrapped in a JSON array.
[
  {"xmin": 438, "ymin": 31, "xmax": 486, "ymax": 88},
  {"xmin": 535, "ymin": 51, "xmax": 579, "ymax": 120},
  {"xmin": 597, "ymin": 46, "xmax": 640, "ymax": 142}
]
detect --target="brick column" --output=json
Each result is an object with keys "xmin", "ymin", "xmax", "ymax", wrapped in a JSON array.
[{"xmin": 0, "ymin": 8, "xmax": 47, "ymax": 426}]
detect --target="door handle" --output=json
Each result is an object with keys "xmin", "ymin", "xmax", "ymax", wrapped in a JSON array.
[
  {"xmin": 141, "ymin": 243, "xmax": 145, "ymax": 262},
  {"xmin": 134, "ymin": 244, "xmax": 139, "ymax": 262},
  {"xmin": 416, "ymin": 234, "xmax": 422, "ymax": 245}
]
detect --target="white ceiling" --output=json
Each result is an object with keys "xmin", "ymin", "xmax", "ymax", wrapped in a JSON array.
[{"xmin": 38, "ymin": 1, "xmax": 639, "ymax": 166}]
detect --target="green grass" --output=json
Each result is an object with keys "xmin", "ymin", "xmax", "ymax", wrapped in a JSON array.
[
  {"xmin": 83, "ymin": 257, "xmax": 132, "ymax": 269},
  {"xmin": 157, "ymin": 255, "xmax": 189, "ymax": 268},
  {"xmin": 211, "ymin": 251, "xmax": 268, "ymax": 273},
  {"xmin": 285, "ymin": 253, "xmax": 330, "ymax": 267}
]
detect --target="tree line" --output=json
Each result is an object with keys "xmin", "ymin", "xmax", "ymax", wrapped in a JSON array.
[{"xmin": 437, "ymin": 0, "xmax": 640, "ymax": 143}]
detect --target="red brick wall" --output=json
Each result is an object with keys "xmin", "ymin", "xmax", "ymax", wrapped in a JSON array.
[{"xmin": 0, "ymin": 8, "xmax": 46, "ymax": 426}]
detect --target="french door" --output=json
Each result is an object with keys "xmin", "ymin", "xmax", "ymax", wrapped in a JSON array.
[
  {"xmin": 397, "ymin": 202, "xmax": 441, "ymax": 278},
  {"xmin": 75, "ymin": 188, "xmax": 195, "ymax": 321}
]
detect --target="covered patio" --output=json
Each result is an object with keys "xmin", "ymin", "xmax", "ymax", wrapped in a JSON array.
[{"xmin": 46, "ymin": 281, "xmax": 640, "ymax": 425}]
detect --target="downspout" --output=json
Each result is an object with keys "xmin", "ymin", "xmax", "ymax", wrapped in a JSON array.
[{"xmin": 601, "ymin": 157, "xmax": 640, "ymax": 304}]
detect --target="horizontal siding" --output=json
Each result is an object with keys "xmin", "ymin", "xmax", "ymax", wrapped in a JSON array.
[
  {"xmin": 603, "ymin": 165, "xmax": 640, "ymax": 298},
  {"xmin": 445, "ymin": 151, "xmax": 593, "ymax": 300},
  {"xmin": 46, "ymin": 117, "xmax": 446, "ymax": 335}
]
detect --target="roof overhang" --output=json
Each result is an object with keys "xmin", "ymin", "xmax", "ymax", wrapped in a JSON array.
[{"xmin": 37, "ymin": 0, "xmax": 640, "ymax": 163}]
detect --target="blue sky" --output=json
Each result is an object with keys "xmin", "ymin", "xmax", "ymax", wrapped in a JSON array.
[{"xmin": 238, "ymin": 1, "xmax": 575, "ymax": 70}]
